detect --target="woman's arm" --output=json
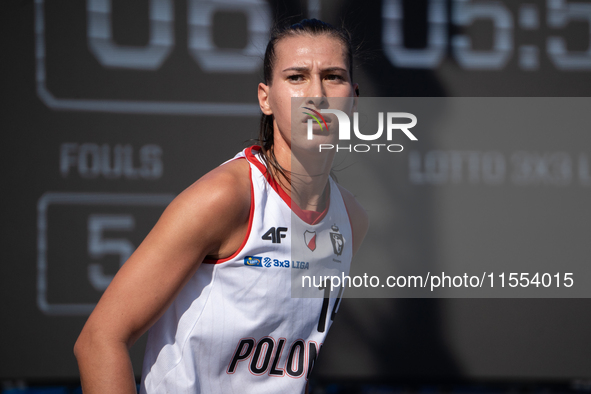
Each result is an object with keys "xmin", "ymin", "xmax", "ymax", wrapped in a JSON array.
[{"xmin": 74, "ymin": 159, "xmax": 251, "ymax": 394}]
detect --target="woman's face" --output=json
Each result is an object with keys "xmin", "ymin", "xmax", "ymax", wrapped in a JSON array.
[{"xmin": 258, "ymin": 34, "xmax": 358, "ymax": 152}]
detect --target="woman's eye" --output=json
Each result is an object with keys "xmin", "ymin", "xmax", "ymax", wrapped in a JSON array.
[
  {"xmin": 326, "ymin": 74, "xmax": 344, "ymax": 81},
  {"xmin": 288, "ymin": 74, "xmax": 304, "ymax": 81}
]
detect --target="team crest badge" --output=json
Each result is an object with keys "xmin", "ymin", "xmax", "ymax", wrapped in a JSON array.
[
  {"xmin": 330, "ymin": 225, "xmax": 344, "ymax": 256},
  {"xmin": 304, "ymin": 230, "xmax": 317, "ymax": 251}
]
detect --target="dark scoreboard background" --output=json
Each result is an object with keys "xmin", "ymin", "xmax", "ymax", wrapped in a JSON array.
[{"xmin": 2, "ymin": 0, "xmax": 591, "ymax": 385}]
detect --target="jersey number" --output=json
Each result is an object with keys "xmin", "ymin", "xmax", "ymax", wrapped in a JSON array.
[{"xmin": 317, "ymin": 284, "xmax": 344, "ymax": 333}]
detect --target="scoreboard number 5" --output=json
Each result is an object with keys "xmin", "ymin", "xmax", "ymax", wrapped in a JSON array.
[
  {"xmin": 37, "ymin": 192, "xmax": 174, "ymax": 315},
  {"xmin": 87, "ymin": 214, "xmax": 135, "ymax": 291}
]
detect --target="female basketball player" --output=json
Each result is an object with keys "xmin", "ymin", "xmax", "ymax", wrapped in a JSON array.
[{"xmin": 74, "ymin": 19, "xmax": 368, "ymax": 394}]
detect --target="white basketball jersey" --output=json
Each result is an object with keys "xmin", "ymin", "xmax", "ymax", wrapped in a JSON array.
[{"xmin": 140, "ymin": 146, "xmax": 353, "ymax": 394}]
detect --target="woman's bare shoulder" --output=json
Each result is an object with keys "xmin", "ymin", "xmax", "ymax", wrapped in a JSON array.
[{"xmin": 170, "ymin": 157, "xmax": 251, "ymax": 232}]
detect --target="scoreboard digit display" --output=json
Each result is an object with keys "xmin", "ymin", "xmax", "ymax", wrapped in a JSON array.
[{"xmin": 37, "ymin": 193, "xmax": 174, "ymax": 315}]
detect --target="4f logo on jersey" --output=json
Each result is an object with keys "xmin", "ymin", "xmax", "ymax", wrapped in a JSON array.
[
  {"xmin": 330, "ymin": 225, "xmax": 344, "ymax": 256},
  {"xmin": 244, "ymin": 256, "xmax": 262, "ymax": 267},
  {"xmin": 262, "ymin": 227, "xmax": 288, "ymax": 243}
]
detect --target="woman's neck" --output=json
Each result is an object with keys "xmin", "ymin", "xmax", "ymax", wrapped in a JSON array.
[{"xmin": 270, "ymin": 140, "xmax": 335, "ymax": 212}]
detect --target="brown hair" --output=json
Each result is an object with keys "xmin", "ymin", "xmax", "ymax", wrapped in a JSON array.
[{"xmin": 258, "ymin": 19, "xmax": 355, "ymax": 186}]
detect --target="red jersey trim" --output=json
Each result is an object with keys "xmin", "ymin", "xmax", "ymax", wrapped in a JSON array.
[
  {"xmin": 290, "ymin": 190, "xmax": 329, "ymax": 225},
  {"xmin": 245, "ymin": 146, "xmax": 329, "ymax": 225},
  {"xmin": 202, "ymin": 159, "xmax": 255, "ymax": 265}
]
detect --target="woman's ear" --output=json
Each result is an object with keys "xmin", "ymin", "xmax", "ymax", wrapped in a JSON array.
[{"xmin": 258, "ymin": 83, "xmax": 273, "ymax": 115}]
